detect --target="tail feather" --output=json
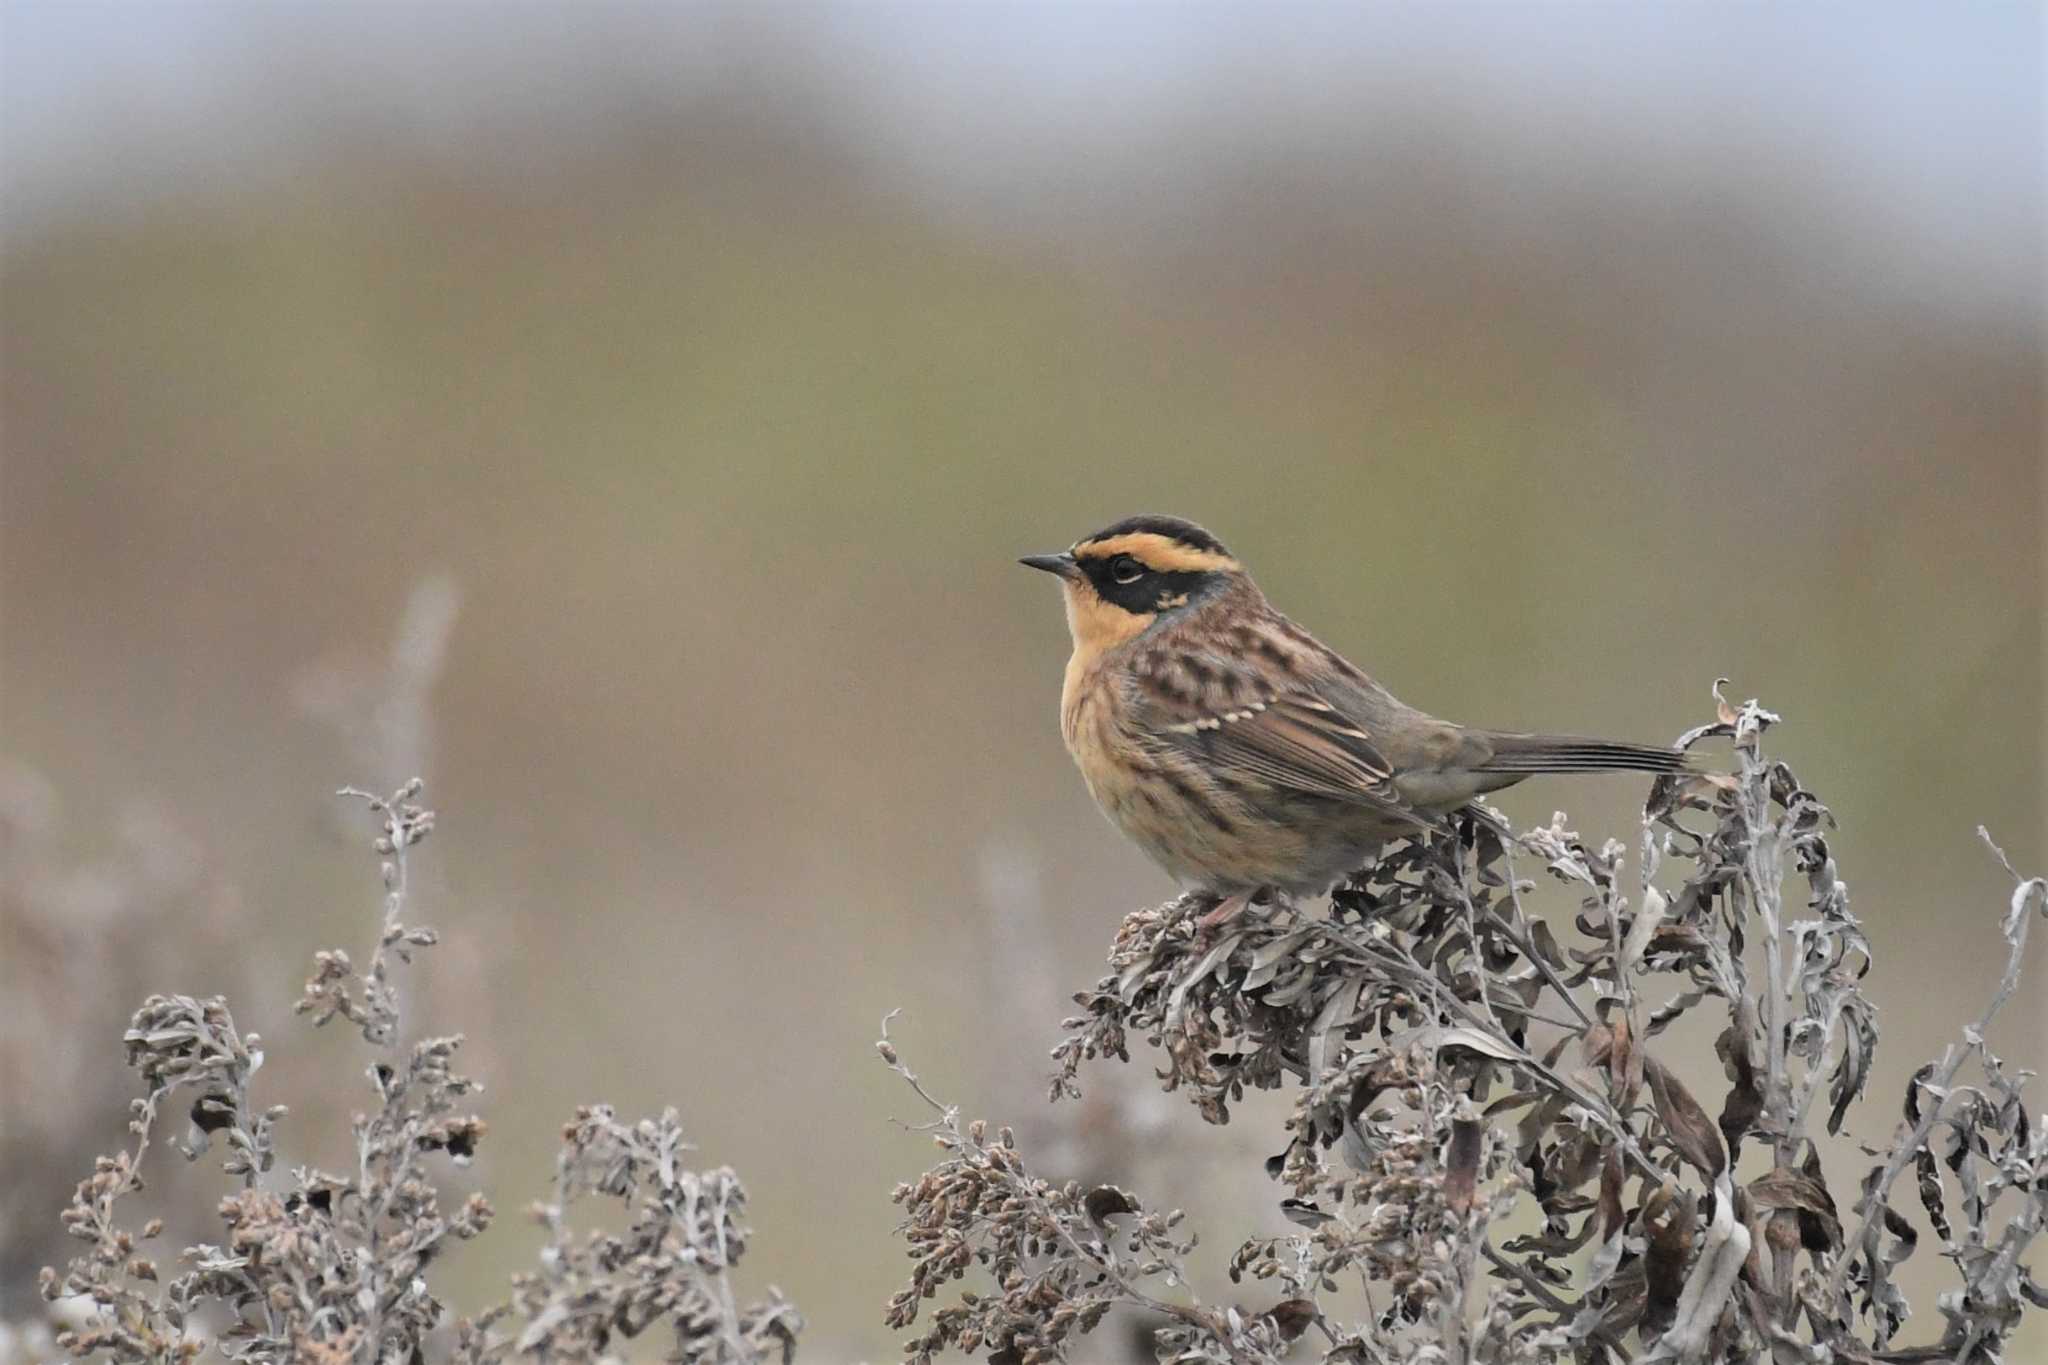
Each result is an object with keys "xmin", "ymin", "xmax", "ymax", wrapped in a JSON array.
[{"xmin": 1475, "ymin": 732, "xmax": 1692, "ymax": 776}]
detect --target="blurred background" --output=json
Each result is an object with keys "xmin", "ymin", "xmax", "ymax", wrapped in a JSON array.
[{"xmin": 2, "ymin": 3, "xmax": 2041, "ymax": 1358}]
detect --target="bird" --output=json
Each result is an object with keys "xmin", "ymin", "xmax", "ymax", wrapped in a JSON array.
[{"xmin": 1020, "ymin": 514, "xmax": 1690, "ymax": 925}]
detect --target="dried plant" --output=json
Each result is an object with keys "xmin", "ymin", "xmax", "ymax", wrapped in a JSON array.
[
  {"xmin": 0, "ymin": 765, "xmax": 253, "ymax": 1315},
  {"xmin": 884, "ymin": 690, "xmax": 2047, "ymax": 1364},
  {"xmin": 37, "ymin": 781, "xmax": 801, "ymax": 1365},
  {"xmin": 25, "ymin": 687, "xmax": 2044, "ymax": 1365},
  {"xmin": 475, "ymin": 1105, "xmax": 801, "ymax": 1365}
]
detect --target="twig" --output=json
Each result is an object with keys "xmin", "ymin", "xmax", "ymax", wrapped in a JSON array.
[{"xmin": 1822, "ymin": 832, "xmax": 2045, "ymax": 1316}]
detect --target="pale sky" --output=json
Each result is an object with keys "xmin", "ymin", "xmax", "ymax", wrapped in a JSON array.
[{"xmin": 4, "ymin": 2, "xmax": 2041, "ymax": 313}]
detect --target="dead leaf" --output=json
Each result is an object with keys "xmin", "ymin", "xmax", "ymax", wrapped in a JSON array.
[
  {"xmin": 1641, "ymin": 1182, "xmax": 1697, "ymax": 1338},
  {"xmin": 1599, "ymin": 1148, "xmax": 1626, "ymax": 1240},
  {"xmin": 1647, "ymin": 1055, "xmax": 1727, "ymax": 1179},
  {"xmin": 1083, "ymin": 1186, "xmax": 1139, "ymax": 1229},
  {"xmin": 1747, "ymin": 1164, "xmax": 1840, "ymax": 1255},
  {"xmin": 1266, "ymin": 1298, "xmax": 1317, "ymax": 1342},
  {"xmin": 1713, "ymin": 680, "xmax": 1738, "ymax": 727},
  {"xmin": 1445, "ymin": 1117, "xmax": 1484, "ymax": 1216},
  {"xmin": 1583, "ymin": 1016, "xmax": 1643, "ymax": 1110},
  {"xmin": 1716, "ymin": 1022, "xmax": 1764, "ymax": 1156}
]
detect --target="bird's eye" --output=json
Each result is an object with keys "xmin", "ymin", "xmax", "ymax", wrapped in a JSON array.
[{"xmin": 1111, "ymin": 556, "xmax": 1145, "ymax": 584}]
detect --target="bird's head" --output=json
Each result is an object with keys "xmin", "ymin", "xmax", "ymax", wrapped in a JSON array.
[{"xmin": 1020, "ymin": 514, "xmax": 1247, "ymax": 653}]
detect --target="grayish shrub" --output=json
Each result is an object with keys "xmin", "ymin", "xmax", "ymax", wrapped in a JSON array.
[
  {"xmin": 38, "ymin": 782, "xmax": 800, "ymax": 1365},
  {"xmin": 885, "ymin": 691, "xmax": 2047, "ymax": 1364}
]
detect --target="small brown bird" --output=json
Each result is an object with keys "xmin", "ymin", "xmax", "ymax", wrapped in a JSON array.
[{"xmin": 1021, "ymin": 515, "xmax": 1688, "ymax": 920}]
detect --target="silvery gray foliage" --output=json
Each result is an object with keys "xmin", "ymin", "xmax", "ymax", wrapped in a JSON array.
[
  {"xmin": 887, "ymin": 691, "xmax": 2048, "ymax": 1364},
  {"xmin": 880, "ymin": 1013, "xmax": 1300, "ymax": 1365},
  {"xmin": 41, "ymin": 782, "xmax": 487, "ymax": 1365},
  {"xmin": 41, "ymin": 782, "xmax": 801, "ymax": 1365},
  {"xmin": 456, "ymin": 1105, "xmax": 801, "ymax": 1365}
]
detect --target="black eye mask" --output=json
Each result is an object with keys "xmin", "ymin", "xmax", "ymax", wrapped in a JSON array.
[{"xmin": 1079, "ymin": 556, "xmax": 1213, "ymax": 614}]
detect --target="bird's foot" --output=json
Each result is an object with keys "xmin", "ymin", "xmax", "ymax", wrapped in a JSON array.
[
  {"xmin": 1193, "ymin": 889, "xmax": 1292, "ymax": 946},
  {"xmin": 1196, "ymin": 891, "xmax": 1255, "ymax": 932}
]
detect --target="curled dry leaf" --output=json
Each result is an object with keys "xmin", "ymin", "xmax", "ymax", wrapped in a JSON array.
[
  {"xmin": 1444, "ymin": 1116, "xmax": 1485, "ymax": 1216},
  {"xmin": 1715, "ymin": 1021, "xmax": 1765, "ymax": 1157},
  {"xmin": 1646, "ymin": 1056, "xmax": 1726, "ymax": 1179},
  {"xmin": 1083, "ymin": 1185, "xmax": 1140, "ymax": 1228},
  {"xmin": 1267, "ymin": 1298, "xmax": 1317, "ymax": 1342},
  {"xmin": 1640, "ymin": 1182, "xmax": 1698, "ymax": 1339},
  {"xmin": 1746, "ymin": 1161, "xmax": 1840, "ymax": 1256}
]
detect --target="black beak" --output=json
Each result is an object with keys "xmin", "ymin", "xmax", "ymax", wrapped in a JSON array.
[{"xmin": 1018, "ymin": 552, "xmax": 1079, "ymax": 579}]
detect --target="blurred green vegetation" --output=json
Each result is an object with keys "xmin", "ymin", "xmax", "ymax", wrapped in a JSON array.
[{"xmin": 3, "ymin": 52, "xmax": 2041, "ymax": 1358}]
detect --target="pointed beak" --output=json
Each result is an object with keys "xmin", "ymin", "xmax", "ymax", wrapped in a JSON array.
[{"xmin": 1018, "ymin": 552, "xmax": 1080, "ymax": 580}]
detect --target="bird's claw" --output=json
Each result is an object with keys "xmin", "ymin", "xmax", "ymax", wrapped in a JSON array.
[{"xmin": 1196, "ymin": 892, "xmax": 1254, "ymax": 932}]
